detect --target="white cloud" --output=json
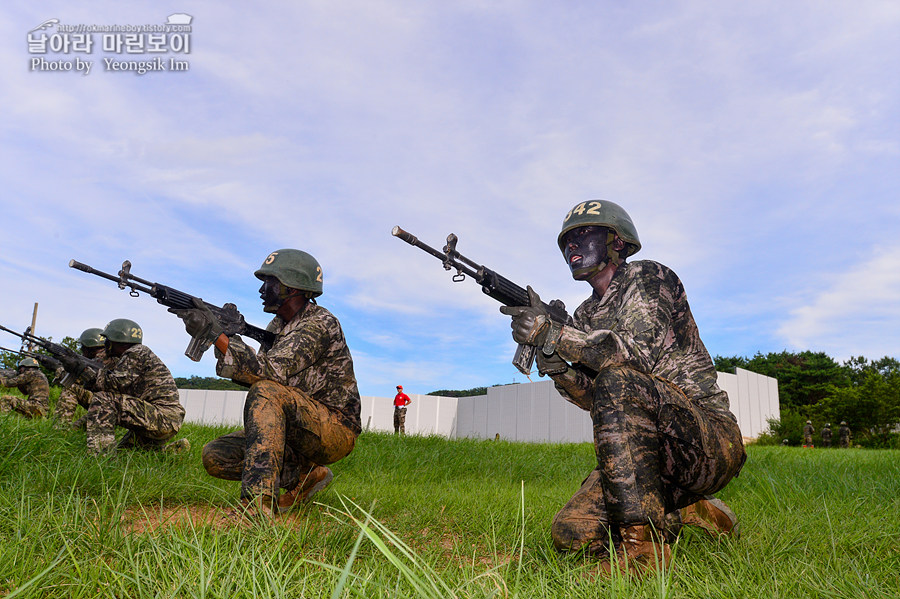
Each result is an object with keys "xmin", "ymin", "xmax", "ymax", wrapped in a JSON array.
[{"xmin": 777, "ymin": 244, "xmax": 900, "ymax": 359}]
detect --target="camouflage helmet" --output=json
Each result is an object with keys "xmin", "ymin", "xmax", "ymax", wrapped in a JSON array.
[
  {"xmin": 78, "ymin": 327, "xmax": 105, "ymax": 349},
  {"xmin": 557, "ymin": 200, "xmax": 641, "ymax": 258},
  {"xmin": 102, "ymin": 318, "xmax": 143, "ymax": 344},
  {"xmin": 17, "ymin": 357, "xmax": 40, "ymax": 369},
  {"xmin": 254, "ymin": 249, "xmax": 323, "ymax": 297}
]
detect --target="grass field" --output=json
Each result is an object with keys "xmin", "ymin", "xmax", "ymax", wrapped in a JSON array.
[{"xmin": 0, "ymin": 412, "xmax": 898, "ymax": 598}]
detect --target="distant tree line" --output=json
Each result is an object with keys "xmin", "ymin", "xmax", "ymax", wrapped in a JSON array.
[
  {"xmin": 427, "ymin": 387, "xmax": 488, "ymax": 397},
  {"xmin": 174, "ymin": 376, "xmax": 246, "ymax": 390},
  {"xmin": 714, "ymin": 351, "xmax": 900, "ymax": 448}
]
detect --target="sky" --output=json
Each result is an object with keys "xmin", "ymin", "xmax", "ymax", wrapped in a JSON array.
[{"xmin": 1, "ymin": 1, "xmax": 898, "ymax": 398}]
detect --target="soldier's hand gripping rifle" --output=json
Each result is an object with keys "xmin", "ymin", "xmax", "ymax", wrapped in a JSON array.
[
  {"xmin": 392, "ymin": 226, "xmax": 568, "ymax": 376},
  {"xmin": 69, "ymin": 259, "xmax": 276, "ymax": 361},
  {"xmin": 0, "ymin": 324, "xmax": 103, "ymax": 386}
]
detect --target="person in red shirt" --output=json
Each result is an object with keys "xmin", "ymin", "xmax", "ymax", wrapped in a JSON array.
[{"xmin": 393, "ymin": 385, "xmax": 411, "ymax": 435}]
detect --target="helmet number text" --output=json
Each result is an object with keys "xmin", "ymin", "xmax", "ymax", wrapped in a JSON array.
[{"xmin": 565, "ymin": 201, "xmax": 603, "ymax": 221}]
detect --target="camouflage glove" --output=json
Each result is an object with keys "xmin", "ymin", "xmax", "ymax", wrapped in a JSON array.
[
  {"xmin": 217, "ymin": 303, "xmax": 246, "ymax": 337},
  {"xmin": 168, "ymin": 297, "xmax": 224, "ymax": 344},
  {"xmin": 35, "ymin": 354, "xmax": 62, "ymax": 372},
  {"xmin": 536, "ymin": 351, "xmax": 568, "ymax": 377},
  {"xmin": 499, "ymin": 286, "xmax": 550, "ymax": 347}
]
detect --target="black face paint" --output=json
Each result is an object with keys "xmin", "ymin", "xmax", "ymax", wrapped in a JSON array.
[
  {"xmin": 563, "ymin": 226, "xmax": 611, "ymax": 280},
  {"xmin": 259, "ymin": 276, "xmax": 284, "ymax": 313},
  {"xmin": 82, "ymin": 346, "xmax": 102, "ymax": 360}
]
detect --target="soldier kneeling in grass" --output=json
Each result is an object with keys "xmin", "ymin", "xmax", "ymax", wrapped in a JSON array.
[
  {"xmin": 0, "ymin": 357, "xmax": 50, "ymax": 418},
  {"xmin": 500, "ymin": 200, "xmax": 746, "ymax": 575},
  {"xmin": 57, "ymin": 319, "xmax": 189, "ymax": 456},
  {"xmin": 171, "ymin": 249, "xmax": 361, "ymax": 518}
]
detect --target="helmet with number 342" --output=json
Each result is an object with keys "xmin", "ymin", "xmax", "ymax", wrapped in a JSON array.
[
  {"xmin": 557, "ymin": 200, "xmax": 641, "ymax": 258},
  {"xmin": 102, "ymin": 318, "xmax": 143, "ymax": 344},
  {"xmin": 254, "ymin": 249, "xmax": 324, "ymax": 297}
]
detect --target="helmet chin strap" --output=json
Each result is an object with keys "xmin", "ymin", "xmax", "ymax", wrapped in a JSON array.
[{"xmin": 572, "ymin": 231, "xmax": 622, "ymax": 279}]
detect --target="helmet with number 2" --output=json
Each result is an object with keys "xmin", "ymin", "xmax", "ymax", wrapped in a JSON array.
[
  {"xmin": 78, "ymin": 328, "xmax": 105, "ymax": 349},
  {"xmin": 254, "ymin": 249, "xmax": 323, "ymax": 297},
  {"xmin": 102, "ymin": 318, "xmax": 143, "ymax": 344},
  {"xmin": 557, "ymin": 200, "xmax": 641, "ymax": 258}
]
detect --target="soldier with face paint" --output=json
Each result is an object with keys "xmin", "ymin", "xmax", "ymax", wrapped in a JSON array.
[
  {"xmin": 500, "ymin": 200, "xmax": 746, "ymax": 575},
  {"xmin": 69, "ymin": 318, "xmax": 188, "ymax": 456},
  {"xmin": 172, "ymin": 249, "xmax": 361, "ymax": 518},
  {"xmin": 51, "ymin": 327, "xmax": 112, "ymax": 427}
]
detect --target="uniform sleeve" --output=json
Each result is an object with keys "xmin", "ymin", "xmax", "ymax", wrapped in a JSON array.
[
  {"xmin": 216, "ymin": 317, "xmax": 330, "ymax": 386},
  {"xmin": 551, "ymin": 364, "xmax": 597, "ymax": 411},
  {"xmin": 554, "ymin": 268, "xmax": 674, "ymax": 374},
  {"xmin": 1, "ymin": 373, "xmax": 23, "ymax": 387}
]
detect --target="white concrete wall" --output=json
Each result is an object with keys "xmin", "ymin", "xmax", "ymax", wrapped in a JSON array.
[
  {"xmin": 716, "ymin": 367, "xmax": 780, "ymax": 438},
  {"xmin": 180, "ymin": 368, "xmax": 779, "ymax": 441}
]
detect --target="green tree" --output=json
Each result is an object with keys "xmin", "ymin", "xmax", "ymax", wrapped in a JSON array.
[
  {"xmin": 812, "ymin": 360, "xmax": 900, "ymax": 447},
  {"xmin": 742, "ymin": 351, "xmax": 848, "ymax": 410},
  {"xmin": 174, "ymin": 376, "xmax": 246, "ymax": 390},
  {"xmin": 713, "ymin": 355, "xmax": 748, "ymax": 373},
  {"xmin": 428, "ymin": 387, "xmax": 488, "ymax": 397}
]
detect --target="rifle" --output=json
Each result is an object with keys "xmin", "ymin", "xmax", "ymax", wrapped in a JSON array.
[
  {"xmin": 69, "ymin": 259, "xmax": 275, "ymax": 361},
  {"xmin": 391, "ymin": 226, "xmax": 567, "ymax": 375},
  {"xmin": 0, "ymin": 325, "xmax": 103, "ymax": 386}
]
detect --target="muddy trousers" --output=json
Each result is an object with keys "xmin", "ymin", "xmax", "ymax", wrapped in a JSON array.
[
  {"xmin": 0, "ymin": 395, "xmax": 45, "ymax": 418},
  {"xmin": 201, "ymin": 380, "xmax": 356, "ymax": 501},
  {"xmin": 54, "ymin": 387, "xmax": 92, "ymax": 423},
  {"xmin": 551, "ymin": 366, "xmax": 745, "ymax": 553},
  {"xmin": 86, "ymin": 391, "xmax": 182, "ymax": 455}
]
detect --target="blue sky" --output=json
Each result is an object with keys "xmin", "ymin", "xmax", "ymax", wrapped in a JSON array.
[{"xmin": 1, "ymin": 2, "xmax": 898, "ymax": 398}]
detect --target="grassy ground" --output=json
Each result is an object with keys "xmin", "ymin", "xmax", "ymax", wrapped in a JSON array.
[{"xmin": 0, "ymin": 411, "xmax": 898, "ymax": 598}]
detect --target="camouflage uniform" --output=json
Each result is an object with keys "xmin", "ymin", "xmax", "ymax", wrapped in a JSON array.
[
  {"xmin": 546, "ymin": 260, "xmax": 745, "ymax": 552},
  {"xmin": 0, "ymin": 368, "xmax": 50, "ymax": 418},
  {"xmin": 839, "ymin": 424, "xmax": 851, "ymax": 448},
  {"xmin": 802, "ymin": 423, "xmax": 814, "ymax": 447},
  {"xmin": 820, "ymin": 425, "xmax": 832, "ymax": 448},
  {"xmin": 81, "ymin": 344, "xmax": 184, "ymax": 455},
  {"xmin": 202, "ymin": 302, "xmax": 361, "ymax": 502},
  {"xmin": 52, "ymin": 348, "xmax": 112, "ymax": 424}
]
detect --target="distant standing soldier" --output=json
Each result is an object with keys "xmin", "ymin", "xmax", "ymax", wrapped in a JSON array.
[
  {"xmin": 49, "ymin": 328, "xmax": 108, "ymax": 426},
  {"xmin": 803, "ymin": 420, "xmax": 815, "ymax": 448},
  {"xmin": 171, "ymin": 249, "xmax": 361, "ymax": 517},
  {"xmin": 0, "ymin": 357, "xmax": 49, "ymax": 418},
  {"xmin": 820, "ymin": 423, "xmax": 832, "ymax": 448},
  {"xmin": 839, "ymin": 421, "xmax": 851, "ymax": 448},
  {"xmin": 393, "ymin": 385, "xmax": 411, "ymax": 435},
  {"xmin": 58, "ymin": 319, "xmax": 188, "ymax": 456}
]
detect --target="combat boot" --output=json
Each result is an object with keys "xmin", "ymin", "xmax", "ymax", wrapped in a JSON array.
[
  {"xmin": 240, "ymin": 494, "xmax": 277, "ymax": 520},
  {"xmin": 277, "ymin": 465, "xmax": 333, "ymax": 512},
  {"xmin": 599, "ymin": 524, "xmax": 671, "ymax": 576},
  {"xmin": 680, "ymin": 496, "xmax": 739, "ymax": 538},
  {"xmin": 163, "ymin": 438, "xmax": 191, "ymax": 454}
]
